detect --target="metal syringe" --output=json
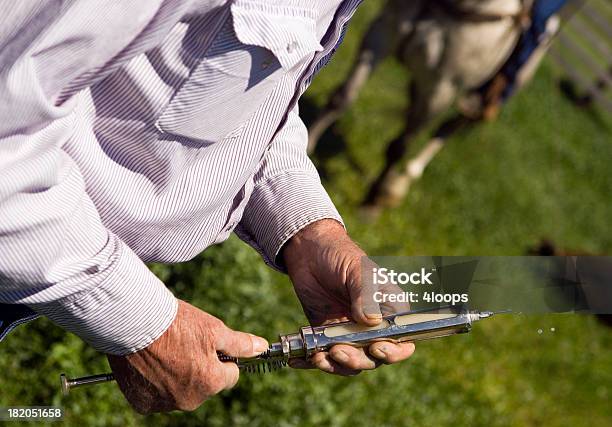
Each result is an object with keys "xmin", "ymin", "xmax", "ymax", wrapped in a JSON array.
[{"xmin": 60, "ymin": 307, "xmax": 495, "ymax": 394}]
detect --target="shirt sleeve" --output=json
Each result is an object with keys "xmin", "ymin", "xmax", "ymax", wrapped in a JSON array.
[
  {"xmin": 234, "ymin": 106, "xmax": 344, "ymax": 271},
  {"xmin": 0, "ymin": 0, "xmax": 225, "ymax": 355}
]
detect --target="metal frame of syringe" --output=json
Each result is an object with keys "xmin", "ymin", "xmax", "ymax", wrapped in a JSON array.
[{"xmin": 248, "ymin": 308, "xmax": 493, "ymax": 366}]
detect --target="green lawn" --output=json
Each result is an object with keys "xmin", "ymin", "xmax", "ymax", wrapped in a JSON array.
[{"xmin": 1, "ymin": 2, "xmax": 611, "ymax": 426}]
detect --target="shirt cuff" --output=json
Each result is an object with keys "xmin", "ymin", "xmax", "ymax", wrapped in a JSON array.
[
  {"xmin": 235, "ymin": 171, "xmax": 344, "ymax": 272},
  {"xmin": 27, "ymin": 235, "xmax": 178, "ymax": 356}
]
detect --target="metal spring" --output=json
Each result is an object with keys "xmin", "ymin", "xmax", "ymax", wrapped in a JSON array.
[
  {"xmin": 217, "ymin": 352, "xmax": 238, "ymax": 363},
  {"xmin": 216, "ymin": 350, "xmax": 288, "ymax": 374},
  {"xmin": 242, "ymin": 358, "xmax": 288, "ymax": 374}
]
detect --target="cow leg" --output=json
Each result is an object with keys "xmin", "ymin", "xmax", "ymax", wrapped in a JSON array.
[
  {"xmin": 362, "ymin": 77, "xmax": 457, "ymax": 213},
  {"xmin": 404, "ymin": 114, "xmax": 472, "ymax": 184},
  {"xmin": 360, "ymin": 105, "xmax": 429, "ymax": 211},
  {"xmin": 307, "ymin": 1, "xmax": 418, "ymax": 154}
]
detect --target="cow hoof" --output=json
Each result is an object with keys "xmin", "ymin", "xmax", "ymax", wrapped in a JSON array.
[{"xmin": 378, "ymin": 172, "xmax": 411, "ymax": 207}]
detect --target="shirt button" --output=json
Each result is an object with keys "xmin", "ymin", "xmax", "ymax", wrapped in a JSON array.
[{"xmin": 286, "ymin": 41, "xmax": 298, "ymax": 54}]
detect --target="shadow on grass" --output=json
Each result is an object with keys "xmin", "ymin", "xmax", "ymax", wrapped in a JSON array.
[
  {"xmin": 299, "ymin": 97, "xmax": 366, "ymax": 180},
  {"xmin": 558, "ymin": 78, "xmax": 612, "ymax": 131}
]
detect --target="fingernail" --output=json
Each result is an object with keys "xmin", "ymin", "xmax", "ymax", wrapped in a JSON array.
[
  {"xmin": 365, "ymin": 313, "xmax": 382, "ymax": 320},
  {"xmin": 370, "ymin": 347, "xmax": 387, "ymax": 360},
  {"xmin": 249, "ymin": 334, "xmax": 269, "ymax": 353},
  {"xmin": 332, "ymin": 350, "xmax": 350, "ymax": 364}
]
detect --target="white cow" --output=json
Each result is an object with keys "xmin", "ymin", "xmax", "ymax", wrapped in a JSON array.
[{"xmin": 308, "ymin": 0, "xmax": 559, "ymax": 214}]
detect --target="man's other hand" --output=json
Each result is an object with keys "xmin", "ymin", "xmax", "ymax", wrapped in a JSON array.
[
  {"xmin": 107, "ymin": 300, "xmax": 268, "ymax": 414},
  {"xmin": 283, "ymin": 219, "xmax": 415, "ymax": 376}
]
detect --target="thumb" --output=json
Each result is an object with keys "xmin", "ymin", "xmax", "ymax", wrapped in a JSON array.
[
  {"xmin": 216, "ymin": 326, "xmax": 269, "ymax": 358},
  {"xmin": 349, "ymin": 256, "xmax": 382, "ymax": 325},
  {"xmin": 350, "ymin": 286, "xmax": 383, "ymax": 326}
]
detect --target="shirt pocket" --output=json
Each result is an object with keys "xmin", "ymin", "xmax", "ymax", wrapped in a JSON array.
[{"xmin": 156, "ymin": 0, "xmax": 323, "ymax": 144}]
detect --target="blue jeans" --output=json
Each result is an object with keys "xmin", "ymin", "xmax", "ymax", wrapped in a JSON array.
[{"xmin": 0, "ymin": 304, "xmax": 39, "ymax": 343}]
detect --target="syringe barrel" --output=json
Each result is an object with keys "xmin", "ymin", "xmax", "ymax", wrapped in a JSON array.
[{"xmin": 295, "ymin": 310, "xmax": 477, "ymax": 357}]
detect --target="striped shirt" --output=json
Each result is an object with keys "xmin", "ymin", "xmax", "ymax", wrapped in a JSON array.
[{"xmin": 0, "ymin": 0, "xmax": 360, "ymax": 355}]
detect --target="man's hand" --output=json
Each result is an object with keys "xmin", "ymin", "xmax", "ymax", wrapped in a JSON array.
[
  {"xmin": 282, "ymin": 219, "xmax": 415, "ymax": 376},
  {"xmin": 107, "ymin": 300, "xmax": 268, "ymax": 414}
]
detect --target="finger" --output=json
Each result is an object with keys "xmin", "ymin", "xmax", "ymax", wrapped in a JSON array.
[
  {"xmin": 368, "ymin": 341, "xmax": 416, "ymax": 364},
  {"xmin": 349, "ymin": 256, "xmax": 383, "ymax": 325},
  {"xmin": 329, "ymin": 344, "xmax": 383, "ymax": 370},
  {"xmin": 201, "ymin": 357, "xmax": 241, "ymax": 398},
  {"xmin": 379, "ymin": 282, "xmax": 411, "ymax": 315},
  {"xmin": 215, "ymin": 327, "xmax": 269, "ymax": 358},
  {"xmin": 289, "ymin": 358, "xmax": 315, "ymax": 370},
  {"xmin": 310, "ymin": 351, "xmax": 362, "ymax": 376},
  {"xmin": 218, "ymin": 361, "xmax": 240, "ymax": 391}
]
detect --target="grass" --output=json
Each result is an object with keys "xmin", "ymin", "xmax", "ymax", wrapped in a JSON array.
[{"xmin": 1, "ymin": 1, "xmax": 611, "ymax": 426}]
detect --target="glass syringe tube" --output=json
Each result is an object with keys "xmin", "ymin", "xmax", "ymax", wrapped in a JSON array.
[{"xmin": 257, "ymin": 307, "xmax": 494, "ymax": 366}]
